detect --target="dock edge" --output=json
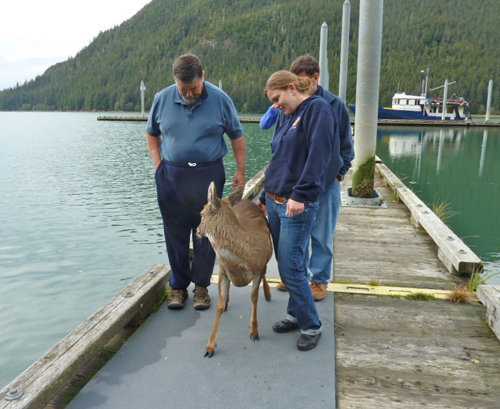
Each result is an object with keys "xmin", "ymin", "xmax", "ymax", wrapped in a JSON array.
[{"xmin": 0, "ymin": 265, "xmax": 169, "ymax": 409}]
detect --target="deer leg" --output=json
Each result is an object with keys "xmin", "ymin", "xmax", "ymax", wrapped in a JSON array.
[
  {"xmin": 262, "ymin": 274, "xmax": 271, "ymax": 302},
  {"xmin": 205, "ymin": 272, "xmax": 230, "ymax": 357},
  {"xmin": 224, "ymin": 281, "xmax": 230, "ymax": 312},
  {"xmin": 249, "ymin": 275, "xmax": 261, "ymax": 341}
]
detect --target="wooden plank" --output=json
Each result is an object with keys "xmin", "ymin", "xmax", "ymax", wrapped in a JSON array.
[
  {"xmin": 96, "ymin": 114, "xmax": 261, "ymax": 123},
  {"xmin": 329, "ymin": 282, "xmax": 457, "ymax": 300},
  {"xmin": 0, "ymin": 265, "xmax": 169, "ymax": 409},
  {"xmin": 242, "ymin": 166, "xmax": 266, "ymax": 200},
  {"xmin": 336, "ymin": 293, "xmax": 500, "ymax": 408},
  {"xmin": 376, "ymin": 162, "xmax": 482, "ymax": 274},
  {"xmin": 477, "ymin": 285, "xmax": 500, "ymax": 340},
  {"xmin": 211, "ymin": 275, "xmax": 456, "ymax": 300}
]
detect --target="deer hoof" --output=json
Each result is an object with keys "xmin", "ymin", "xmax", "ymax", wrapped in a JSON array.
[
  {"xmin": 249, "ymin": 333, "xmax": 260, "ymax": 342},
  {"xmin": 204, "ymin": 348, "xmax": 215, "ymax": 358}
]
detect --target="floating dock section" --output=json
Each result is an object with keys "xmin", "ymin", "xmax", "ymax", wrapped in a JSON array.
[{"xmin": 97, "ymin": 113, "xmax": 500, "ymax": 127}]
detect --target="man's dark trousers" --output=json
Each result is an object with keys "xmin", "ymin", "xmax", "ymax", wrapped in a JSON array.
[{"xmin": 155, "ymin": 159, "xmax": 225, "ymax": 290}]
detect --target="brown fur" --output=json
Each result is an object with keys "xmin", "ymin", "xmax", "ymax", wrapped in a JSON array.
[{"xmin": 198, "ymin": 182, "xmax": 273, "ymax": 357}]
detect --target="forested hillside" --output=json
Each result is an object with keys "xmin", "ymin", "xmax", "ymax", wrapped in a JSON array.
[{"xmin": 1, "ymin": 0, "xmax": 498, "ymax": 113}]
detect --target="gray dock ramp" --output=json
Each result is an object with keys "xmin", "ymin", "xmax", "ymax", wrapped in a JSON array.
[{"xmin": 68, "ymin": 286, "xmax": 336, "ymax": 409}]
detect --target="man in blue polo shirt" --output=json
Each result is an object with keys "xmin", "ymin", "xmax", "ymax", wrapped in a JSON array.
[{"xmin": 146, "ymin": 54, "xmax": 246, "ymax": 310}]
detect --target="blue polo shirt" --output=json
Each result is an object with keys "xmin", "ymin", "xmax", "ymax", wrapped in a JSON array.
[
  {"xmin": 264, "ymin": 96, "xmax": 339, "ymax": 203},
  {"xmin": 146, "ymin": 81, "xmax": 243, "ymax": 162}
]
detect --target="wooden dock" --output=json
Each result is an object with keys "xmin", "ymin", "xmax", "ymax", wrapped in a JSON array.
[
  {"xmin": 97, "ymin": 113, "xmax": 500, "ymax": 127},
  {"xmin": 2, "ymin": 162, "xmax": 500, "ymax": 408},
  {"xmin": 96, "ymin": 113, "xmax": 261, "ymax": 123}
]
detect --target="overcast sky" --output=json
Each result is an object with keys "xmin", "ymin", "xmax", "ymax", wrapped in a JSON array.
[{"xmin": 0, "ymin": 0, "xmax": 152, "ymax": 90}]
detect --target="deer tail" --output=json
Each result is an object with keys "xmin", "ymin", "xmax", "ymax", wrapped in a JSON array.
[{"xmin": 262, "ymin": 276, "xmax": 271, "ymax": 302}]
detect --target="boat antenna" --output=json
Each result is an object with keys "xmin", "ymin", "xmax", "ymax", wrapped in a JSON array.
[{"xmin": 420, "ymin": 70, "xmax": 426, "ymax": 96}]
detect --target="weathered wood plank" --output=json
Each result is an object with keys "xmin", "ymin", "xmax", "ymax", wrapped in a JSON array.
[
  {"xmin": 0, "ymin": 265, "xmax": 169, "ymax": 409},
  {"xmin": 376, "ymin": 162, "xmax": 482, "ymax": 274},
  {"xmin": 96, "ymin": 114, "xmax": 261, "ymax": 123},
  {"xmin": 336, "ymin": 169, "xmax": 461, "ymax": 290},
  {"xmin": 477, "ymin": 285, "xmax": 500, "ymax": 341},
  {"xmin": 336, "ymin": 293, "xmax": 500, "ymax": 409},
  {"xmin": 242, "ymin": 166, "xmax": 266, "ymax": 200}
]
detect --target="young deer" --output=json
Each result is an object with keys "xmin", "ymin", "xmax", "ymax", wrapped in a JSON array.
[{"xmin": 198, "ymin": 182, "xmax": 273, "ymax": 357}]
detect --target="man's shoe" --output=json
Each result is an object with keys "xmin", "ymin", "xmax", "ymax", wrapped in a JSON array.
[
  {"xmin": 276, "ymin": 281, "xmax": 288, "ymax": 292},
  {"xmin": 193, "ymin": 286, "xmax": 211, "ymax": 310},
  {"xmin": 167, "ymin": 289, "xmax": 188, "ymax": 310},
  {"xmin": 310, "ymin": 282, "xmax": 328, "ymax": 302},
  {"xmin": 272, "ymin": 319, "xmax": 299, "ymax": 333},
  {"xmin": 297, "ymin": 332, "xmax": 322, "ymax": 351}
]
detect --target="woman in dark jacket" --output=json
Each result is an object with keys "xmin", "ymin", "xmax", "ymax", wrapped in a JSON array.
[{"xmin": 262, "ymin": 70, "xmax": 340, "ymax": 351}]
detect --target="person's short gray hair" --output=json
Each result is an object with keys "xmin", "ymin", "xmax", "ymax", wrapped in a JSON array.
[{"xmin": 172, "ymin": 54, "xmax": 203, "ymax": 83}]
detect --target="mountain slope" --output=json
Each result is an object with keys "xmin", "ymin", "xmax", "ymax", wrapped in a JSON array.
[{"xmin": 0, "ymin": 0, "xmax": 498, "ymax": 113}]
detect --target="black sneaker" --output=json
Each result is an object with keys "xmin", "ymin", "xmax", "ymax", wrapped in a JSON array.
[
  {"xmin": 297, "ymin": 332, "xmax": 321, "ymax": 351},
  {"xmin": 272, "ymin": 319, "xmax": 299, "ymax": 333},
  {"xmin": 167, "ymin": 289, "xmax": 188, "ymax": 310},
  {"xmin": 276, "ymin": 281, "xmax": 288, "ymax": 292}
]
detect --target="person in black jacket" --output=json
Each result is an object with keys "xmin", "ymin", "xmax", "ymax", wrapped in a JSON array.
[
  {"xmin": 261, "ymin": 70, "xmax": 341, "ymax": 351},
  {"xmin": 290, "ymin": 54, "xmax": 354, "ymax": 301}
]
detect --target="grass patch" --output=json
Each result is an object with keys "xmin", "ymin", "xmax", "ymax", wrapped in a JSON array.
[
  {"xmin": 449, "ymin": 286, "xmax": 473, "ymax": 304},
  {"xmin": 352, "ymin": 156, "xmax": 376, "ymax": 198},
  {"xmin": 431, "ymin": 202, "xmax": 457, "ymax": 223},
  {"xmin": 368, "ymin": 280, "xmax": 381, "ymax": 287},
  {"xmin": 405, "ymin": 293, "xmax": 436, "ymax": 301},
  {"xmin": 333, "ymin": 279, "xmax": 355, "ymax": 285},
  {"xmin": 468, "ymin": 265, "xmax": 500, "ymax": 293},
  {"xmin": 387, "ymin": 188, "xmax": 400, "ymax": 203}
]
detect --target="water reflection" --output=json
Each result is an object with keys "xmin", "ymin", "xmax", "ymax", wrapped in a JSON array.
[
  {"xmin": 377, "ymin": 126, "xmax": 500, "ymax": 283},
  {"xmin": 479, "ymin": 129, "xmax": 488, "ymax": 177}
]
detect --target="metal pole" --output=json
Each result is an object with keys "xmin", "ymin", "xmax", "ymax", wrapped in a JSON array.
[
  {"xmin": 339, "ymin": 0, "xmax": 351, "ymax": 101},
  {"xmin": 140, "ymin": 80, "xmax": 146, "ymax": 117},
  {"xmin": 351, "ymin": 0, "xmax": 384, "ymax": 197},
  {"xmin": 485, "ymin": 79, "xmax": 493, "ymax": 122},
  {"xmin": 319, "ymin": 22, "xmax": 330, "ymax": 91},
  {"xmin": 424, "ymin": 67, "xmax": 430, "ymax": 98},
  {"xmin": 218, "ymin": 80, "xmax": 223, "ymax": 90},
  {"xmin": 441, "ymin": 79, "xmax": 448, "ymax": 120}
]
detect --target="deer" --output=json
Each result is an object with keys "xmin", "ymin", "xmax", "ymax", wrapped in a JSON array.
[{"xmin": 197, "ymin": 181, "xmax": 273, "ymax": 357}]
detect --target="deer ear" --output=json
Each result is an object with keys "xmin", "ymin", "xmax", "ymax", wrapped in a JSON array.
[
  {"xmin": 227, "ymin": 186, "xmax": 244, "ymax": 206},
  {"xmin": 207, "ymin": 181, "xmax": 221, "ymax": 208}
]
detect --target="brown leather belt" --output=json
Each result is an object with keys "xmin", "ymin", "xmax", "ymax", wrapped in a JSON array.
[{"xmin": 267, "ymin": 192, "xmax": 287, "ymax": 204}]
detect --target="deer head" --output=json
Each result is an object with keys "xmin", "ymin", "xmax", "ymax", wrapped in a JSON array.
[{"xmin": 198, "ymin": 182, "xmax": 244, "ymax": 239}]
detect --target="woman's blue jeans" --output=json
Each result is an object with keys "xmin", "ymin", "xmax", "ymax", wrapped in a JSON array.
[{"xmin": 266, "ymin": 194, "xmax": 322, "ymax": 332}]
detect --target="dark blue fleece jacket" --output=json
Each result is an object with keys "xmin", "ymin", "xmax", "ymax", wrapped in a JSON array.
[{"xmin": 264, "ymin": 96, "xmax": 340, "ymax": 203}]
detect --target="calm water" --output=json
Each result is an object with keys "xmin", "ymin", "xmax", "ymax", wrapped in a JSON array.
[
  {"xmin": 0, "ymin": 113, "xmax": 499, "ymax": 387},
  {"xmin": 0, "ymin": 112, "xmax": 272, "ymax": 387},
  {"xmin": 376, "ymin": 126, "xmax": 500, "ymax": 282}
]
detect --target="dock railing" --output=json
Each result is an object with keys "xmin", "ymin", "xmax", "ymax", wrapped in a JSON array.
[{"xmin": 375, "ymin": 158, "xmax": 482, "ymax": 275}]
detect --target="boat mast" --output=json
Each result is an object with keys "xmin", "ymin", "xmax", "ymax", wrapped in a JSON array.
[
  {"xmin": 420, "ymin": 67, "xmax": 430, "ymax": 98},
  {"xmin": 424, "ymin": 67, "xmax": 430, "ymax": 98}
]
